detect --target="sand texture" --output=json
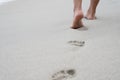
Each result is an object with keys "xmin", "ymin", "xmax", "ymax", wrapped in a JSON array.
[{"xmin": 0, "ymin": 0, "xmax": 120, "ymax": 80}]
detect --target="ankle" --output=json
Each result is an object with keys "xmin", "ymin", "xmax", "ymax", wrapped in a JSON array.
[
  {"xmin": 74, "ymin": 10, "xmax": 84, "ymax": 17},
  {"xmin": 87, "ymin": 8, "xmax": 96, "ymax": 15}
]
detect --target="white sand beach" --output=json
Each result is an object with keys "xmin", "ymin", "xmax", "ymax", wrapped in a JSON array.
[{"xmin": 0, "ymin": 0, "xmax": 120, "ymax": 80}]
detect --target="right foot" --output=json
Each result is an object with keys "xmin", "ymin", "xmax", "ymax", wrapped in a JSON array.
[
  {"xmin": 85, "ymin": 10, "xmax": 96, "ymax": 20},
  {"xmin": 71, "ymin": 10, "xmax": 84, "ymax": 29}
]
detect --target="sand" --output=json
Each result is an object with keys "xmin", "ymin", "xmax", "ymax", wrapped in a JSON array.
[{"xmin": 0, "ymin": 0, "xmax": 120, "ymax": 80}]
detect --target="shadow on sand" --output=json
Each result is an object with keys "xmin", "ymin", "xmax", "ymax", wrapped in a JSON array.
[{"xmin": 77, "ymin": 26, "xmax": 88, "ymax": 31}]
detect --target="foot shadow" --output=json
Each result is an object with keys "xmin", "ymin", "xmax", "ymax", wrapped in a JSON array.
[
  {"xmin": 51, "ymin": 69, "xmax": 76, "ymax": 80},
  {"xmin": 77, "ymin": 26, "xmax": 88, "ymax": 31}
]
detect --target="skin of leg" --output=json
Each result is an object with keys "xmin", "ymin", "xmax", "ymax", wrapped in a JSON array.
[
  {"xmin": 71, "ymin": 0, "xmax": 84, "ymax": 29},
  {"xmin": 85, "ymin": 0, "xmax": 100, "ymax": 20}
]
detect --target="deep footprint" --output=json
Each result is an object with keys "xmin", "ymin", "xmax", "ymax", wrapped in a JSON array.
[
  {"xmin": 68, "ymin": 40, "xmax": 85, "ymax": 47},
  {"xmin": 51, "ymin": 69, "xmax": 76, "ymax": 80}
]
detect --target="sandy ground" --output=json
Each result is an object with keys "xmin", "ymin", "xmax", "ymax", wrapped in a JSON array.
[
  {"xmin": 0, "ymin": 0, "xmax": 13, "ymax": 5},
  {"xmin": 0, "ymin": 0, "xmax": 120, "ymax": 80}
]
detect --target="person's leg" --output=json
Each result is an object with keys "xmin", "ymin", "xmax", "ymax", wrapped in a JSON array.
[
  {"xmin": 71, "ymin": 0, "xmax": 84, "ymax": 29},
  {"xmin": 85, "ymin": 0, "xmax": 100, "ymax": 20}
]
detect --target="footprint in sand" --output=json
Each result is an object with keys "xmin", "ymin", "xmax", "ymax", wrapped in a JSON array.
[
  {"xmin": 68, "ymin": 40, "xmax": 85, "ymax": 47},
  {"xmin": 51, "ymin": 69, "xmax": 76, "ymax": 80}
]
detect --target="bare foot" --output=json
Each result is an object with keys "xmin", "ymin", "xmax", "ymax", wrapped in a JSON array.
[
  {"xmin": 85, "ymin": 10, "xmax": 96, "ymax": 20},
  {"xmin": 71, "ymin": 10, "xmax": 84, "ymax": 29}
]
